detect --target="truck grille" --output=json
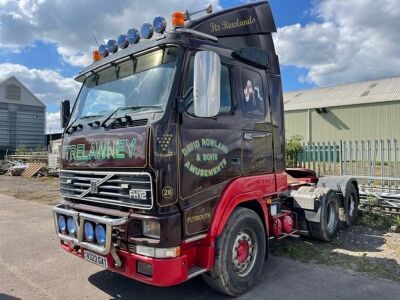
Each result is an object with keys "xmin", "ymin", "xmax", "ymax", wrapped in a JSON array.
[{"xmin": 59, "ymin": 170, "xmax": 153, "ymax": 209}]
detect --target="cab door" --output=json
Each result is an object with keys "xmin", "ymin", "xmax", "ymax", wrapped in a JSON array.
[
  {"xmin": 239, "ymin": 65, "xmax": 274, "ymax": 175},
  {"xmin": 178, "ymin": 51, "xmax": 242, "ymax": 235}
]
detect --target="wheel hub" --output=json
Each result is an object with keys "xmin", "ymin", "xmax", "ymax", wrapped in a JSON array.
[
  {"xmin": 236, "ymin": 240, "xmax": 250, "ymax": 264},
  {"xmin": 232, "ymin": 230, "xmax": 257, "ymax": 277}
]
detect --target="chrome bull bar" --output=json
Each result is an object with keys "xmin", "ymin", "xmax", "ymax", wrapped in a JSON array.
[{"xmin": 52, "ymin": 204, "xmax": 128, "ymax": 267}]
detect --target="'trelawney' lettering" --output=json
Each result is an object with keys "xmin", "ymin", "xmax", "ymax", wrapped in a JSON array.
[{"xmin": 64, "ymin": 138, "xmax": 137, "ymax": 161}]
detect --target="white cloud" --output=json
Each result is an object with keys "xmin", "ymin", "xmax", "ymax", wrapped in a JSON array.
[
  {"xmin": 274, "ymin": 0, "xmax": 400, "ymax": 87},
  {"xmin": 0, "ymin": 63, "xmax": 79, "ymax": 133},
  {"xmin": 0, "ymin": 63, "xmax": 79, "ymax": 103},
  {"xmin": 46, "ymin": 111, "xmax": 61, "ymax": 133},
  {"xmin": 0, "ymin": 0, "xmax": 220, "ymax": 67}
]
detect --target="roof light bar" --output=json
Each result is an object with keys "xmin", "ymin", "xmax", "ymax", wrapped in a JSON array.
[
  {"xmin": 107, "ymin": 39, "xmax": 118, "ymax": 54},
  {"xmin": 117, "ymin": 34, "xmax": 129, "ymax": 49},
  {"xmin": 98, "ymin": 44, "xmax": 109, "ymax": 58},
  {"xmin": 153, "ymin": 16, "xmax": 167, "ymax": 34},
  {"xmin": 127, "ymin": 28, "xmax": 140, "ymax": 44},
  {"xmin": 140, "ymin": 23, "xmax": 154, "ymax": 39}
]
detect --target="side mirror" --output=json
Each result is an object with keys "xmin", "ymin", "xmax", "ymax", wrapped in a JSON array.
[
  {"xmin": 193, "ymin": 51, "xmax": 221, "ymax": 117},
  {"xmin": 60, "ymin": 99, "xmax": 71, "ymax": 128}
]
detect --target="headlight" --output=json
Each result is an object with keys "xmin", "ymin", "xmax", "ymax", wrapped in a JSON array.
[
  {"xmin": 84, "ymin": 221, "xmax": 94, "ymax": 242},
  {"xmin": 142, "ymin": 220, "xmax": 160, "ymax": 239},
  {"xmin": 66, "ymin": 217, "xmax": 76, "ymax": 235},
  {"xmin": 140, "ymin": 23, "xmax": 153, "ymax": 39},
  {"xmin": 127, "ymin": 28, "xmax": 140, "ymax": 44},
  {"xmin": 153, "ymin": 16, "xmax": 167, "ymax": 34},
  {"xmin": 107, "ymin": 39, "xmax": 118, "ymax": 53},
  {"xmin": 136, "ymin": 245, "xmax": 180, "ymax": 258},
  {"xmin": 57, "ymin": 215, "xmax": 66, "ymax": 232},
  {"xmin": 95, "ymin": 224, "xmax": 106, "ymax": 245}
]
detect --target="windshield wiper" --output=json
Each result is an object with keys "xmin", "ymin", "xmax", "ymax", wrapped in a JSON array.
[
  {"xmin": 100, "ymin": 105, "xmax": 162, "ymax": 127},
  {"xmin": 65, "ymin": 114, "xmax": 104, "ymax": 133}
]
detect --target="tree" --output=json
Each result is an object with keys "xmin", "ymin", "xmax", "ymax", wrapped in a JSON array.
[{"xmin": 286, "ymin": 135, "xmax": 303, "ymax": 167}]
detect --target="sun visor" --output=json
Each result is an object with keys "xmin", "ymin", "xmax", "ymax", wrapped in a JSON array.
[{"xmin": 187, "ymin": 1, "xmax": 276, "ymax": 52}]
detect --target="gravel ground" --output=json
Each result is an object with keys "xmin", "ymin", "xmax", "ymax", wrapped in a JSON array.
[
  {"xmin": 1, "ymin": 174, "xmax": 399, "ymax": 283},
  {"xmin": 1, "ymin": 193, "xmax": 400, "ymax": 300},
  {"xmin": 0, "ymin": 175, "xmax": 59, "ymax": 205}
]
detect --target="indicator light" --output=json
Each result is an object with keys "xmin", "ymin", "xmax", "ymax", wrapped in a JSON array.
[
  {"xmin": 92, "ymin": 50, "xmax": 102, "ymax": 62},
  {"xmin": 172, "ymin": 11, "xmax": 185, "ymax": 28}
]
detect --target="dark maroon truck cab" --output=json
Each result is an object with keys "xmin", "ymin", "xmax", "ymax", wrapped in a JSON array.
[{"xmin": 53, "ymin": 1, "xmax": 358, "ymax": 296}]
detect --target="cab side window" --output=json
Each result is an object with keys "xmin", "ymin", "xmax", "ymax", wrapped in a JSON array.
[
  {"xmin": 241, "ymin": 68, "xmax": 265, "ymax": 117},
  {"xmin": 185, "ymin": 56, "xmax": 232, "ymax": 114}
]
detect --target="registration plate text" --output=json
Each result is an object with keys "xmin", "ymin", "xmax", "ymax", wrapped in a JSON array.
[{"xmin": 83, "ymin": 250, "xmax": 108, "ymax": 268}]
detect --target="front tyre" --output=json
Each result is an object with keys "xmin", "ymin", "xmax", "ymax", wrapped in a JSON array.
[{"xmin": 202, "ymin": 207, "xmax": 266, "ymax": 296}]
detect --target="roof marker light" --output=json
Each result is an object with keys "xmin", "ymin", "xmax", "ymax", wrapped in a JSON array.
[
  {"xmin": 92, "ymin": 50, "xmax": 102, "ymax": 62},
  {"xmin": 107, "ymin": 39, "xmax": 118, "ymax": 53},
  {"xmin": 127, "ymin": 28, "xmax": 140, "ymax": 44},
  {"xmin": 140, "ymin": 23, "xmax": 154, "ymax": 39},
  {"xmin": 153, "ymin": 16, "xmax": 167, "ymax": 34},
  {"xmin": 117, "ymin": 34, "xmax": 129, "ymax": 49},
  {"xmin": 172, "ymin": 11, "xmax": 185, "ymax": 28},
  {"xmin": 99, "ymin": 44, "xmax": 109, "ymax": 58}
]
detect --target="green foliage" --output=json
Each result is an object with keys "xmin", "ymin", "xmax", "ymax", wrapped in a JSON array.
[
  {"xmin": 15, "ymin": 145, "xmax": 28, "ymax": 154},
  {"xmin": 34, "ymin": 144, "xmax": 47, "ymax": 152},
  {"xmin": 357, "ymin": 211, "xmax": 400, "ymax": 232},
  {"xmin": 286, "ymin": 135, "xmax": 303, "ymax": 167}
]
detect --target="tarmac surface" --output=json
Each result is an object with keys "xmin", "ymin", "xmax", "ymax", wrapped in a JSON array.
[{"xmin": 1, "ymin": 193, "xmax": 400, "ymax": 300}]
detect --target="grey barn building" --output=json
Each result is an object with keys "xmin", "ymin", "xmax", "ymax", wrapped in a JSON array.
[
  {"xmin": 284, "ymin": 76, "xmax": 400, "ymax": 144},
  {"xmin": 0, "ymin": 76, "xmax": 45, "ymax": 152}
]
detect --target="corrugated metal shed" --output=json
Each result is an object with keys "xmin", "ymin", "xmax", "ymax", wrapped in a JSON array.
[
  {"xmin": 0, "ymin": 76, "xmax": 46, "ymax": 150},
  {"xmin": 284, "ymin": 76, "xmax": 400, "ymax": 111}
]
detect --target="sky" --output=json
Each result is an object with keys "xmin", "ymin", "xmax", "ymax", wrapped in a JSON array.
[{"xmin": 0, "ymin": 0, "xmax": 399, "ymax": 133}]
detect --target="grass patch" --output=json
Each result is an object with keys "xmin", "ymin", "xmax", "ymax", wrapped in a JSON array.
[
  {"xmin": 270, "ymin": 211, "xmax": 400, "ymax": 282},
  {"xmin": 358, "ymin": 211, "xmax": 400, "ymax": 231}
]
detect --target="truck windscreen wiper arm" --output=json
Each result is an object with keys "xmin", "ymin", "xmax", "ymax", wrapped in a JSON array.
[
  {"xmin": 65, "ymin": 114, "xmax": 105, "ymax": 134},
  {"xmin": 100, "ymin": 105, "xmax": 162, "ymax": 127}
]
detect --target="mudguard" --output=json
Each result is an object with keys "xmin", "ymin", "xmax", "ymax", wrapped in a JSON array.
[
  {"xmin": 317, "ymin": 176, "xmax": 358, "ymax": 198},
  {"xmin": 317, "ymin": 176, "xmax": 359, "ymax": 222}
]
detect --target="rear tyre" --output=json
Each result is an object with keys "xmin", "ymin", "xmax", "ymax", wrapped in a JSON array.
[
  {"xmin": 202, "ymin": 207, "xmax": 266, "ymax": 296},
  {"xmin": 309, "ymin": 190, "xmax": 339, "ymax": 241},
  {"xmin": 344, "ymin": 184, "xmax": 359, "ymax": 226}
]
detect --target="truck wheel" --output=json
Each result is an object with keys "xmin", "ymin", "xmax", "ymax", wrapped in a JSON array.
[
  {"xmin": 309, "ymin": 190, "xmax": 339, "ymax": 242},
  {"xmin": 345, "ymin": 184, "xmax": 359, "ymax": 226},
  {"xmin": 202, "ymin": 207, "xmax": 266, "ymax": 296}
]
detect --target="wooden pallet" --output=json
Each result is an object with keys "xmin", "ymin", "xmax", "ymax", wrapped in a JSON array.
[{"xmin": 22, "ymin": 163, "xmax": 46, "ymax": 178}]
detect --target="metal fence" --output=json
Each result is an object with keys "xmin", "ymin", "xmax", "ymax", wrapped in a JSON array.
[{"xmin": 296, "ymin": 139, "xmax": 400, "ymax": 213}]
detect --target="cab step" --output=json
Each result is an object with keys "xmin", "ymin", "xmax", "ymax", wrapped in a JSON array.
[{"xmin": 187, "ymin": 266, "xmax": 207, "ymax": 279}]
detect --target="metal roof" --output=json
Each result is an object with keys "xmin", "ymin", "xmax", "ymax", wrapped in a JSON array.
[{"xmin": 283, "ymin": 76, "xmax": 400, "ymax": 111}]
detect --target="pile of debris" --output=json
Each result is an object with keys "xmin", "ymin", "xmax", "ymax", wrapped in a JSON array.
[
  {"xmin": 1, "ymin": 159, "xmax": 47, "ymax": 177},
  {"xmin": 1, "ymin": 141, "xmax": 61, "ymax": 177},
  {"xmin": 0, "ymin": 149, "xmax": 50, "ymax": 177}
]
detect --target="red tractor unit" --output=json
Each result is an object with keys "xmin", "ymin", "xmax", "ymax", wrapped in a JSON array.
[{"xmin": 53, "ymin": 1, "xmax": 359, "ymax": 296}]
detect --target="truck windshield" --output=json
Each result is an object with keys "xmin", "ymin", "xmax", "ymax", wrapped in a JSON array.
[{"xmin": 69, "ymin": 47, "xmax": 178, "ymax": 124}]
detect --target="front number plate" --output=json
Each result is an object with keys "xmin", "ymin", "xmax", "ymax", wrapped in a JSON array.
[{"xmin": 83, "ymin": 250, "xmax": 108, "ymax": 268}]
